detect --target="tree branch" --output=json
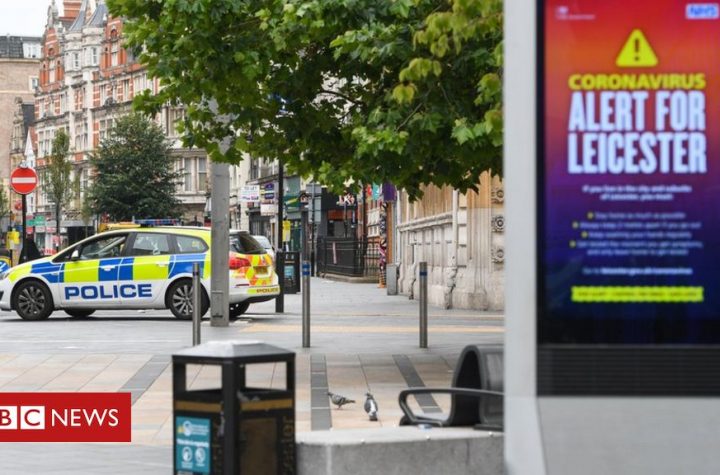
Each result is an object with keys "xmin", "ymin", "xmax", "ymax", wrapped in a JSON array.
[
  {"xmin": 319, "ymin": 89, "xmax": 364, "ymax": 107},
  {"xmin": 396, "ymin": 101, "xmax": 424, "ymax": 131}
]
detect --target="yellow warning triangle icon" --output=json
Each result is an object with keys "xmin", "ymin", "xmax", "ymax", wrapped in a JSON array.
[{"xmin": 616, "ymin": 29, "xmax": 658, "ymax": 67}]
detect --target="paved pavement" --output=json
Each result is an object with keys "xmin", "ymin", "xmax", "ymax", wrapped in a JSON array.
[{"xmin": 0, "ymin": 278, "xmax": 503, "ymax": 473}]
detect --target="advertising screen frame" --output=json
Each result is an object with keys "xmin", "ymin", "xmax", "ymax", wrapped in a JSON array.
[{"xmin": 536, "ymin": 0, "xmax": 720, "ymax": 395}]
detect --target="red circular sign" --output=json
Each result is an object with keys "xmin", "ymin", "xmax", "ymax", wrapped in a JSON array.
[{"xmin": 10, "ymin": 167, "xmax": 38, "ymax": 195}]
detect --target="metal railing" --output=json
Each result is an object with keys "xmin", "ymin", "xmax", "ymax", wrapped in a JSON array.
[{"xmin": 316, "ymin": 237, "xmax": 380, "ymax": 277}]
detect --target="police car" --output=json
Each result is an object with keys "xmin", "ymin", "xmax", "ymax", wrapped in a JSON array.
[{"xmin": 0, "ymin": 227, "xmax": 279, "ymax": 321}]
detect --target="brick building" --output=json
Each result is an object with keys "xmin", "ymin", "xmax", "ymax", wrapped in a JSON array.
[
  {"xmin": 33, "ymin": 0, "xmax": 211, "ymax": 250},
  {"xmin": 1, "ymin": 35, "xmax": 41, "ymax": 232}
]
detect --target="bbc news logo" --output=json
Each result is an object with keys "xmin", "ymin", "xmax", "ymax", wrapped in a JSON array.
[
  {"xmin": 0, "ymin": 406, "xmax": 45, "ymax": 429},
  {"xmin": 0, "ymin": 392, "xmax": 131, "ymax": 442}
]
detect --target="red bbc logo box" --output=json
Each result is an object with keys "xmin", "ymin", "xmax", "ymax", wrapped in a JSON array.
[{"xmin": 0, "ymin": 392, "xmax": 131, "ymax": 442}]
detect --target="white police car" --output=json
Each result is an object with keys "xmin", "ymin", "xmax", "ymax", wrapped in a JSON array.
[{"xmin": 0, "ymin": 227, "xmax": 279, "ymax": 320}]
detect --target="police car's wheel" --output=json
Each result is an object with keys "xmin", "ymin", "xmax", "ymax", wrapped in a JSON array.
[
  {"xmin": 229, "ymin": 302, "xmax": 250, "ymax": 320},
  {"xmin": 167, "ymin": 279, "xmax": 208, "ymax": 320},
  {"xmin": 13, "ymin": 280, "xmax": 53, "ymax": 321},
  {"xmin": 64, "ymin": 309, "xmax": 96, "ymax": 318}
]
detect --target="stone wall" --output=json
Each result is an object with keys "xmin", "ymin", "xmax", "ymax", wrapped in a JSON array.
[{"xmin": 396, "ymin": 172, "xmax": 504, "ymax": 311}]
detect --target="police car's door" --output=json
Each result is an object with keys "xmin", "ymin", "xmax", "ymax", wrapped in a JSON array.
[
  {"xmin": 118, "ymin": 232, "xmax": 172, "ymax": 307},
  {"xmin": 59, "ymin": 233, "xmax": 128, "ymax": 308}
]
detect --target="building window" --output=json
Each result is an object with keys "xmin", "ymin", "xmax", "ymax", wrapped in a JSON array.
[
  {"xmin": 23, "ymin": 43, "xmax": 40, "ymax": 58},
  {"xmin": 38, "ymin": 129, "xmax": 55, "ymax": 158},
  {"xmin": 183, "ymin": 158, "xmax": 193, "ymax": 192},
  {"xmin": 38, "ymin": 131, "xmax": 44, "ymax": 157},
  {"xmin": 122, "ymin": 79, "xmax": 130, "ymax": 101},
  {"xmin": 250, "ymin": 158, "xmax": 259, "ymax": 180},
  {"xmin": 49, "ymin": 62, "xmax": 56, "ymax": 83},
  {"xmin": 100, "ymin": 84, "xmax": 108, "ymax": 104},
  {"xmin": 74, "ymin": 122, "xmax": 87, "ymax": 151},
  {"xmin": 198, "ymin": 157, "xmax": 207, "ymax": 192},
  {"xmin": 180, "ymin": 157, "xmax": 208, "ymax": 193},
  {"xmin": 29, "ymin": 77, "xmax": 39, "ymax": 91},
  {"xmin": 12, "ymin": 125, "xmax": 22, "ymax": 152},
  {"xmin": 169, "ymin": 108, "xmax": 185, "ymax": 137},
  {"xmin": 59, "ymin": 93, "xmax": 67, "ymax": 114},
  {"xmin": 110, "ymin": 30, "xmax": 119, "ymax": 67},
  {"xmin": 73, "ymin": 52, "xmax": 80, "ymax": 69},
  {"xmin": 81, "ymin": 168, "xmax": 89, "ymax": 198},
  {"xmin": 99, "ymin": 119, "xmax": 114, "ymax": 141}
]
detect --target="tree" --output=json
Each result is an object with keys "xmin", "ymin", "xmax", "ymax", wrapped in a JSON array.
[
  {"xmin": 88, "ymin": 113, "xmax": 182, "ymax": 221},
  {"xmin": 46, "ymin": 130, "xmax": 74, "ymax": 245},
  {"xmin": 107, "ymin": 0, "xmax": 502, "ymax": 199}
]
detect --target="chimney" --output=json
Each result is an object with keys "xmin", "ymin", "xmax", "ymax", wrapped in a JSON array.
[{"xmin": 64, "ymin": 0, "xmax": 82, "ymax": 19}]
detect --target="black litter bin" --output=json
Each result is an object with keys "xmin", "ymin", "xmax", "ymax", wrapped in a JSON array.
[
  {"xmin": 173, "ymin": 341, "xmax": 296, "ymax": 475},
  {"xmin": 281, "ymin": 251, "xmax": 300, "ymax": 294}
]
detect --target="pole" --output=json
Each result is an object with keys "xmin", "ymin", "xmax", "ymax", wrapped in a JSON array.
[
  {"xmin": 19, "ymin": 194, "xmax": 27, "ymax": 264},
  {"xmin": 275, "ymin": 159, "xmax": 285, "ymax": 313},
  {"xmin": 210, "ymin": 159, "xmax": 230, "ymax": 326},
  {"xmin": 310, "ymin": 184, "xmax": 316, "ymax": 277},
  {"xmin": 419, "ymin": 261, "xmax": 428, "ymax": 348},
  {"xmin": 192, "ymin": 262, "xmax": 201, "ymax": 346},
  {"xmin": 208, "ymin": 99, "xmax": 231, "ymax": 327},
  {"xmin": 301, "ymin": 207, "xmax": 310, "ymax": 347},
  {"xmin": 302, "ymin": 260, "xmax": 310, "ymax": 347}
]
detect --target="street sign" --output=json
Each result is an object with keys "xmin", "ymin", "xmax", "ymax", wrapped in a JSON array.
[
  {"xmin": 10, "ymin": 166, "xmax": 38, "ymax": 195},
  {"xmin": 240, "ymin": 185, "xmax": 260, "ymax": 202},
  {"xmin": 260, "ymin": 203, "xmax": 276, "ymax": 216},
  {"xmin": 262, "ymin": 183, "xmax": 275, "ymax": 201}
]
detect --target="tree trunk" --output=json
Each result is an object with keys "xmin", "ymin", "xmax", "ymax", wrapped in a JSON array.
[{"xmin": 55, "ymin": 202, "xmax": 61, "ymax": 252}]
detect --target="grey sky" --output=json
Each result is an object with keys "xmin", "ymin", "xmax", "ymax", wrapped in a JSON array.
[{"xmin": 0, "ymin": 0, "xmax": 61, "ymax": 37}]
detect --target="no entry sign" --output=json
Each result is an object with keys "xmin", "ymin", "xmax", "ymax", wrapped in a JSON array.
[{"xmin": 10, "ymin": 166, "xmax": 38, "ymax": 195}]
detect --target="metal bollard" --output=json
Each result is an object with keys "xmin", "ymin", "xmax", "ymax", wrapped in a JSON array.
[
  {"xmin": 419, "ymin": 261, "xmax": 428, "ymax": 348},
  {"xmin": 302, "ymin": 260, "xmax": 311, "ymax": 348},
  {"xmin": 192, "ymin": 262, "xmax": 201, "ymax": 346}
]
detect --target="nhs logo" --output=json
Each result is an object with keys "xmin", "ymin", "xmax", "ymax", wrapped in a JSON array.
[{"xmin": 686, "ymin": 3, "xmax": 719, "ymax": 19}]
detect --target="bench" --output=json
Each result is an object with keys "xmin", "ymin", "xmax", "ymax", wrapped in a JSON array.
[{"xmin": 398, "ymin": 345, "xmax": 504, "ymax": 430}]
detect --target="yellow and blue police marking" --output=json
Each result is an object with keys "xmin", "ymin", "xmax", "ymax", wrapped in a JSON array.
[
  {"xmin": 10, "ymin": 254, "xmax": 210, "ymax": 302},
  {"xmin": 0, "ymin": 259, "xmax": 11, "ymax": 274},
  {"xmin": 6, "ymin": 250, "xmax": 280, "ymax": 303}
]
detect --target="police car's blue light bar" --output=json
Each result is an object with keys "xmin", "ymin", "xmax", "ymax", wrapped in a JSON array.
[{"xmin": 133, "ymin": 219, "xmax": 180, "ymax": 226}]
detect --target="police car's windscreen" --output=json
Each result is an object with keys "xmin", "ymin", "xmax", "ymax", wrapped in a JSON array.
[{"xmin": 230, "ymin": 233, "xmax": 265, "ymax": 254}]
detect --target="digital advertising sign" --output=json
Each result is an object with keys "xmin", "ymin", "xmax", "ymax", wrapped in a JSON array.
[{"xmin": 539, "ymin": 1, "xmax": 720, "ymax": 345}]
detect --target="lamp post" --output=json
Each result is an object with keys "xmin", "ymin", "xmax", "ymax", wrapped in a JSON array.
[
  {"xmin": 275, "ymin": 159, "xmax": 284, "ymax": 313},
  {"xmin": 208, "ymin": 99, "xmax": 230, "ymax": 327}
]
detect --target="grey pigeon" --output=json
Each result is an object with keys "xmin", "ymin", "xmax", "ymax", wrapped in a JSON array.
[
  {"xmin": 364, "ymin": 392, "xmax": 378, "ymax": 421},
  {"xmin": 327, "ymin": 391, "xmax": 355, "ymax": 409}
]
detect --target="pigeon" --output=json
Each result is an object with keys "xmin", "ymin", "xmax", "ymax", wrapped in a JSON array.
[
  {"xmin": 327, "ymin": 391, "xmax": 355, "ymax": 409},
  {"xmin": 364, "ymin": 392, "xmax": 378, "ymax": 421}
]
